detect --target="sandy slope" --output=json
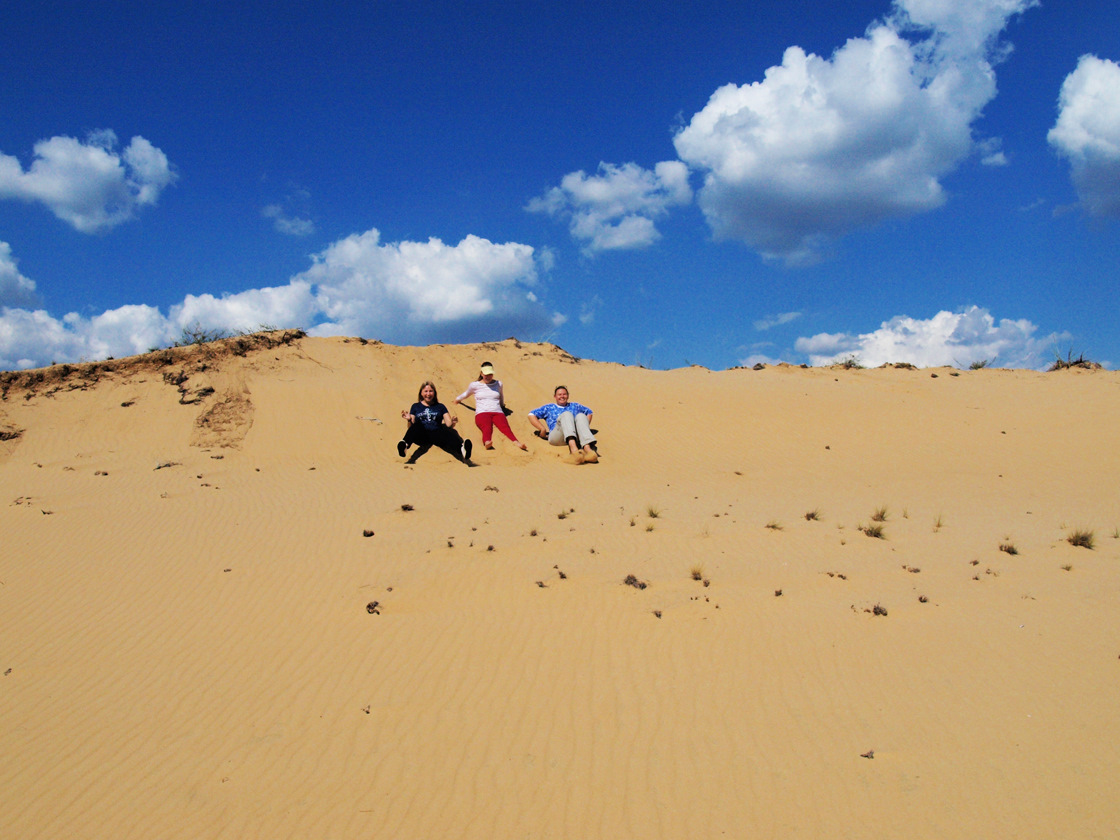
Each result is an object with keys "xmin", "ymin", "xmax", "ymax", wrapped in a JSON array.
[{"xmin": 2, "ymin": 333, "xmax": 1118, "ymax": 839}]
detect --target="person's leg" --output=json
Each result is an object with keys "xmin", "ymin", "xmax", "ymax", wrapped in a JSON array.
[
  {"xmin": 490, "ymin": 413, "xmax": 527, "ymax": 450},
  {"xmin": 475, "ymin": 412, "xmax": 495, "ymax": 448},
  {"xmin": 573, "ymin": 414, "xmax": 597, "ymax": 448},
  {"xmin": 574, "ymin": 413, "xmax": 598, "ymax": 462},
  {"xmin": 433, "ymin": 426, "xmax": 470, "ymax": 462},
  {"xmin": 556, "ymin": 412, "xmax": 581, "ymax": 455},
  {"xmin": 399, "ymin": 423, "xmax": 423, "ymax": 457},
  {"xmin": 404, "ymin": 427, "xmax": 434, "ymax": 463},
  {"xmin": 446, "ymin": 426, "xmax": 472, "ymax": 461},
  {"xmin": 547, "ymin": 425, "xmax": 567, "ymax": 446}
]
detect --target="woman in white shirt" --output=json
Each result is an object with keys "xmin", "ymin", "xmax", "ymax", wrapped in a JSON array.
[{"xmin": 453, "ymin": 362, "xmax": 528, "ymax": 451}]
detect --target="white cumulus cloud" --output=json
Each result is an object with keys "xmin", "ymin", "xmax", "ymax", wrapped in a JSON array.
[
  {"xmin": 299, "ymin": 229, "xmax": 562, "ymax": 342},
  {"xmin": 891, "ymin": 0, "xmax": 1037, "ymax": 58},
  {"xmin": 0, "ymin": 242, "xmax": 39, "ymax": 308},
  {"xmin": 674, "ymin": 0, "xmax": 1037, "ymax": 264},
  {"xmin": 527, "ymin": 161, "xmax": 692, "ymax": 253},
  {"xmin": 0, "ymin": 228, "xmax": 563, "ymax": 369},
  {"xmin": 0, "ymin": 303, "xmax": 175, "ymax": 370},
  {"xmin": 792, "ymin": 305, "xmax": 1061, "ymax": 369},
  {"xmin": 0, "ymin": 130, "xmax": 176, "ymax": 233},
  {"xmin": 1048, "ymin": 54, "xmax": 1120, "ymax": 218},
  {"xmin": 171, "ymin": 282, "xmax": 320, "ymax": 335}
]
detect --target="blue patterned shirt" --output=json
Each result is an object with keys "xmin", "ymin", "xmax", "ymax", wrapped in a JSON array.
[{"xmin": 530, "ymin": 401, "xmax": 592, "ymax": 431}]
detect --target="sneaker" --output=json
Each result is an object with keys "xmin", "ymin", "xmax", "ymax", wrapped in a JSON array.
[
  {"xmin": 462, "ymin": 439, "xmax": 473, "ymax": 460},
  {"xmin": 582, "ymin": 448, "xmax": 598, "ymax": 463},
  {"xmin": 397, "ymin": 440, "xmax": 407, "ymax": 458}
]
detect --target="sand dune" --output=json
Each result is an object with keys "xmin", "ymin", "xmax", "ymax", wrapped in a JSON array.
[{"xmin": 2, "ymin": 333, "xmax": 1118, "ymax": 839}]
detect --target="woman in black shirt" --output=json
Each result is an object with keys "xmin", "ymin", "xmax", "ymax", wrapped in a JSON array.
[{"xmin": 397, "ymin": 381, "xmax": 472, "ymax": 464}]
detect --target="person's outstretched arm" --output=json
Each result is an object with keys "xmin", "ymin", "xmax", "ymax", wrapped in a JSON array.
[{"xmin": 528, "ymin": 412, "xmax": 549, "ymax": 437}]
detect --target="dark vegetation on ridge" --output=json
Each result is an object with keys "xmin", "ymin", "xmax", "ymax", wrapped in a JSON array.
[{"xmin": 0, "ymin": 329, "xmax": 307, "ymax": 400}]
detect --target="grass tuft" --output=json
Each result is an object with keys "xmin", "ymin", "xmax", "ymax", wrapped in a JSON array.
[
  {"xmin": 1066, "ymin": 529, "xmax": 1094, "ymax": 550},
  {"xmin": 860, "ymin": 523, "xmax": 885, "ymax": 539},
  {"xmin": 1048, "ymin": 348, "xmax": 1100, "ymax": 371}
]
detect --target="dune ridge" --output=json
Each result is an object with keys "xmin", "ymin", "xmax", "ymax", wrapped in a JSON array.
[{"xmin": 2, "ymin": 333, "xmax": 1118, "ymax": 839}]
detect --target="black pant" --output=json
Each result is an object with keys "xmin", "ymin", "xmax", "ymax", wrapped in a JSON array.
[{"xmin": 404, "ymin": 423, "xmax": 465, "ymax": 461}]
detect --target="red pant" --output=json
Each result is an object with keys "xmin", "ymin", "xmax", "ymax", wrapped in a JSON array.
[{"xmin": 475, "ymin": 411, "xmax": 518, "ymax": 444}]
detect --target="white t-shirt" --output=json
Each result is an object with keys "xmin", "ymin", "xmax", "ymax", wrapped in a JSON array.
[{"xmin": 457, "ymin": 379, "xmax": 504, "ymax": 413}]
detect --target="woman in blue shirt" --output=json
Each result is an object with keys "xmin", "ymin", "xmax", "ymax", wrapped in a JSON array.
[{"xmin": 527, "ymin": 385, "xmax": 598, "ymax": 464}]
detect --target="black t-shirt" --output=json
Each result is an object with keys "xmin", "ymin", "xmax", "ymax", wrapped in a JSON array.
[{"xmin": 410, "ymin": 401, "xmax": 449, "ymax": 432}]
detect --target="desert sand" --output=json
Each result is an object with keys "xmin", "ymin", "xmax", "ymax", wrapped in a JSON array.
[{"xmin": 1, "ymin": 332, "xmax": 1118, "ymax": 839}]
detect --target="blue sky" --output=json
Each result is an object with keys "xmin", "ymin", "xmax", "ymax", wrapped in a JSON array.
[{"xmin": 1, "ymin": 0, "xmax": 1118, "ymax": 370}]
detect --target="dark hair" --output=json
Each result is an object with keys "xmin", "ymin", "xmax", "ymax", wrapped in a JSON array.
[
  {"xmin": 554, "ymin": 385, "xmax": 568, "ymax": 396},
  {"xmin": 478, "ymin": 360, "xmax": 494, "ymax": 381},
  {"xmin": 417, "ymin": 381, "xmax": 438, "ymax": 402}
]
